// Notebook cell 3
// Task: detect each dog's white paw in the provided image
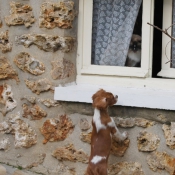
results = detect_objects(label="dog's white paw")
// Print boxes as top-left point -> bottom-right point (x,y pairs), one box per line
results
122,131 -> 128,140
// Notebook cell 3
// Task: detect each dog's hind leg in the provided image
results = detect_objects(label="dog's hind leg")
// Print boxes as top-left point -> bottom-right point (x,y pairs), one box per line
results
97,166 -> 107,175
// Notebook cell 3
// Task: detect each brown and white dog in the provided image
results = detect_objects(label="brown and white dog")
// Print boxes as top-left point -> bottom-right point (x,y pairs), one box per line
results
86,89 -> 128,175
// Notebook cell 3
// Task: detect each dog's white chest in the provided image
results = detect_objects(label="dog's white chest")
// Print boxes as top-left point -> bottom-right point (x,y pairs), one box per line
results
93,108 -> 106,133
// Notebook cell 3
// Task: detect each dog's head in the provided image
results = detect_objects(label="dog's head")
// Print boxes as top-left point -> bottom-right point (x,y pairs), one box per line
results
129,34 -> 141,53
92,89 -> 118,109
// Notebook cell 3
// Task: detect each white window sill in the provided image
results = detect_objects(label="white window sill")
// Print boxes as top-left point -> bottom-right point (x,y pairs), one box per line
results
54,83 -> 175,110
158,69 -> 175,78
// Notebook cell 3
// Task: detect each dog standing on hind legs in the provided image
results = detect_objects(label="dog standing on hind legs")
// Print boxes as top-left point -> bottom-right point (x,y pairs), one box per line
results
86,89 -> 128,175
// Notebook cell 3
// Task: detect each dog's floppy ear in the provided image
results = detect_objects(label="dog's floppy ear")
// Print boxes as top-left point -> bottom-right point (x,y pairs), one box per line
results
92,89 -> 106,101
92,89 -> 108,109
92,97 -> 107,109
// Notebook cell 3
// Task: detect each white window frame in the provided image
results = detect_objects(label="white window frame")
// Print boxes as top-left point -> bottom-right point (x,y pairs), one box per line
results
54,0 -> 175,111
157,0 -> 175,78
77,0 -> 154,79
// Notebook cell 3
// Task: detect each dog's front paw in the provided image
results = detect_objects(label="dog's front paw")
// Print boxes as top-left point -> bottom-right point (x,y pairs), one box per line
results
122,131 -> 128,140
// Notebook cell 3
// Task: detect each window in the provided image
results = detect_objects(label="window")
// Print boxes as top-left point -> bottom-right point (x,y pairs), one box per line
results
157,0 -> 175,78
76,0 -> 175,82
54,0 -> 175,110
77,0 -> 154,80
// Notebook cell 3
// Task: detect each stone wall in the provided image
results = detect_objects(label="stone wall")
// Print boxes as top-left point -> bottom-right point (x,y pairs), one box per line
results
0,1 -> 175,175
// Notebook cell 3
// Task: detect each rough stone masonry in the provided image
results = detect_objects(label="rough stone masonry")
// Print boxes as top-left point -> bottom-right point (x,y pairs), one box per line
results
0,0 -> 175,175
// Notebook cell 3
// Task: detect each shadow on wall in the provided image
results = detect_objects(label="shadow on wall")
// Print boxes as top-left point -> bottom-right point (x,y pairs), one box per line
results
61,101 -> 175,123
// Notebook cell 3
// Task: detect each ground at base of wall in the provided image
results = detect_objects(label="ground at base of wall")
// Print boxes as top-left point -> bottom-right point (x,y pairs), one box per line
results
0,163 -> 40,175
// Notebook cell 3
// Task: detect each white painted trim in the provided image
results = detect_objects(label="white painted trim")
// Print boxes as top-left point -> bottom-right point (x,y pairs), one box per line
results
76,75 -> 175,90
82,0 -> 93,67
141,0 -> 154,71
157,69 -> 175,78
54,84 -> 175,110
148,0 -> 154,77
158,0 -> 174,78
80,65 -> 148,78
77,0 -> 84,75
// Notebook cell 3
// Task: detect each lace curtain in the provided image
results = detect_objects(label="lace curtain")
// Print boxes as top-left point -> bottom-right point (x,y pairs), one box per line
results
91,0 -> 142,66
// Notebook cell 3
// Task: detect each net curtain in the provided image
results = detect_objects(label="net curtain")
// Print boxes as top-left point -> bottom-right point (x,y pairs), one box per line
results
91,0 -> 142,66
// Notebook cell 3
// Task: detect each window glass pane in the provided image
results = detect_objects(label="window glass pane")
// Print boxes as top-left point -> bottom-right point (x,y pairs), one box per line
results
91,0 -> 143,67
171,0 -> 175,68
